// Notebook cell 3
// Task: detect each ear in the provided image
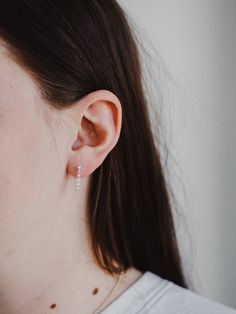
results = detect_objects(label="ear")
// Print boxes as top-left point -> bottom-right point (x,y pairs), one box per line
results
66,90 -> 122,178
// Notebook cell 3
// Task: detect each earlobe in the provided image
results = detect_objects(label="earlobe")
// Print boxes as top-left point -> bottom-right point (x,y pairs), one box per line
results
67,90 -> 122,178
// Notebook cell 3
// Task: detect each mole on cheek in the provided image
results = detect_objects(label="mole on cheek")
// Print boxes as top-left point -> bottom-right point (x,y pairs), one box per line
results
50,303 -> 57,309
92,287 -> 99,295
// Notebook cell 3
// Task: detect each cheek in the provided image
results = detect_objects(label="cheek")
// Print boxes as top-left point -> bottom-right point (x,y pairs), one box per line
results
0,103 -> 60,257
0,106 -> 54,215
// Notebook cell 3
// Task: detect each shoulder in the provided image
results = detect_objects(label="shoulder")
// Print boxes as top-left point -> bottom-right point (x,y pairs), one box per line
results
135,271 -> 236,314
101,271 -> 236,314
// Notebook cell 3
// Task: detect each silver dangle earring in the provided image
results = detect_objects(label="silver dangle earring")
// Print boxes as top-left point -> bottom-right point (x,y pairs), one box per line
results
75,165 -> 82,191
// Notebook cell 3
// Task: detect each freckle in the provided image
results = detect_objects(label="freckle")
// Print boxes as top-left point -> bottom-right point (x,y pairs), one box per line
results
4,248 -> 13,257
92,287 -> 99,295
50,303 -> 56,309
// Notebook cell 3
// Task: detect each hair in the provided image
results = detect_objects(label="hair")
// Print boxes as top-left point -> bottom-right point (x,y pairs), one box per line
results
0,0 -> 188,288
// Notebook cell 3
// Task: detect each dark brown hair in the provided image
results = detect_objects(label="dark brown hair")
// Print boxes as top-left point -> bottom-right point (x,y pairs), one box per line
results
0,0 -> 188,287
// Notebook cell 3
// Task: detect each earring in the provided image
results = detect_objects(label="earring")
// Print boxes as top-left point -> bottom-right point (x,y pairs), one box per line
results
75,165 -> 82,191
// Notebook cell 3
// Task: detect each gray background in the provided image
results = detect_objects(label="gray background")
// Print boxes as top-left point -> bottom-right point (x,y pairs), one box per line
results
119,0 -> 236,309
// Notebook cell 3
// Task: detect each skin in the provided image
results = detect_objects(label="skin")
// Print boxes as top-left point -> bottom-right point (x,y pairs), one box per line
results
0,43 -> 142,314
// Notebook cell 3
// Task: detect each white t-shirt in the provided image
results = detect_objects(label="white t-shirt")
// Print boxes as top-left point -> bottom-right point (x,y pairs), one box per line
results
100,271 -> 236,313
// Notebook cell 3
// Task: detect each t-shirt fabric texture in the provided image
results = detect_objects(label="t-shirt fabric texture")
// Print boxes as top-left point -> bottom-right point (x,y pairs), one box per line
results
100,271 -> 236,314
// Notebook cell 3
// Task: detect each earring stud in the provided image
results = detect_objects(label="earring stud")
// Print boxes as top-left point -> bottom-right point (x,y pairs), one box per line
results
75,165 -> 82,191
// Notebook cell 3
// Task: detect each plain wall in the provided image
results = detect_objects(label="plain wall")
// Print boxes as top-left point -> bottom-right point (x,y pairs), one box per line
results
119,0 -> 236,309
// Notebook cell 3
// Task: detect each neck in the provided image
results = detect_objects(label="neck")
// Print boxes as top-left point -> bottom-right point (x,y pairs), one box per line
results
0,174 -> 143,314
0,180 -> 124,314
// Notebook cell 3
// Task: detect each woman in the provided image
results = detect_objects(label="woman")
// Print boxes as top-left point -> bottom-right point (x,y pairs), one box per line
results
0,1 -> 235,313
